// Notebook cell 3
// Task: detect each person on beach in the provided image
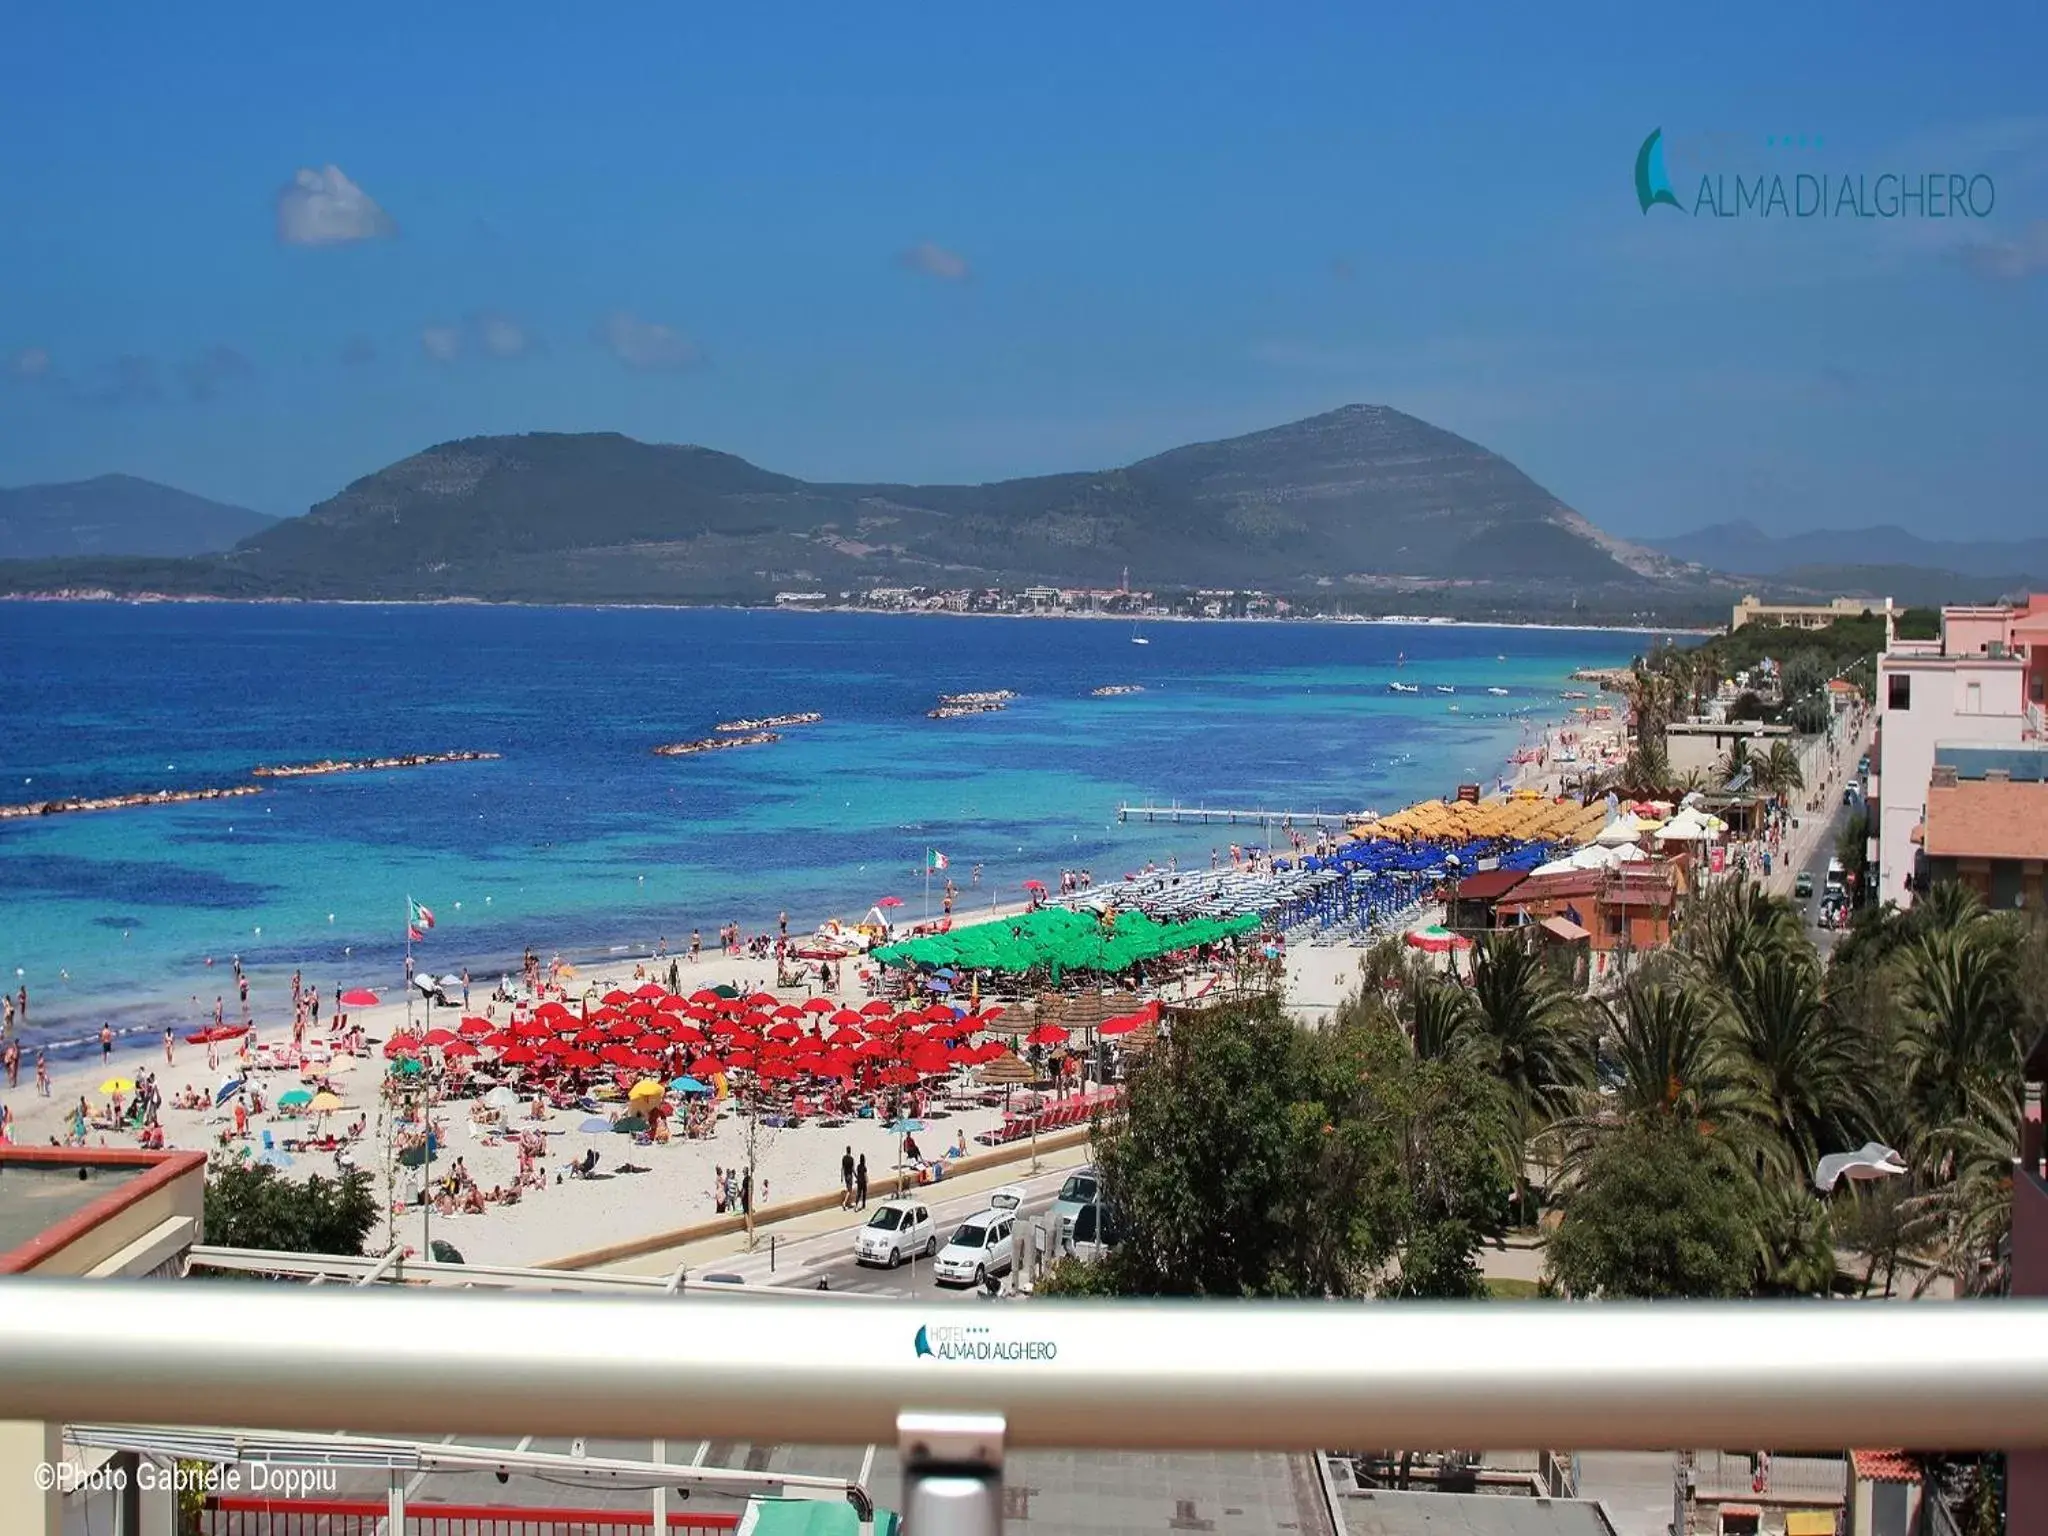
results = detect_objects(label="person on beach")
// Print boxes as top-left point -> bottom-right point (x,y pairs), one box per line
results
36,1050 -> 50,1096
3,1038 -> 17,1089
854,1154 -> 869,1209
99,1022 -> 114,1066
841,1145 -> 856,1209
3,994 -> 13,1038
16,984 -> 26,1024
690,930 -> 702,964
163,1028 -> 174,1065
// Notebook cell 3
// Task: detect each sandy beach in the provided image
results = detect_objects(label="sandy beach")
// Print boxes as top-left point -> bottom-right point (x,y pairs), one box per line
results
0,688 -> 1627,1270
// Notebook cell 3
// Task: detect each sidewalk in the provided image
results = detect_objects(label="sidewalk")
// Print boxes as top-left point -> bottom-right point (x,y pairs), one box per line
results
601,1136 -> 1095,1277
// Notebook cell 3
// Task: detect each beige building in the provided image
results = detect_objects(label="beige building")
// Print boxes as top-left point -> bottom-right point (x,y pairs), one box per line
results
1732,595 -> 1892,632
0,1146 -> 206,1536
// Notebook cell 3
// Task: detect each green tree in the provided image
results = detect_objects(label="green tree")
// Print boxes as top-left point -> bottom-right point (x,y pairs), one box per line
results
1544,1117 -> 1755,1298
1464,933 -> 1588,1129
1759,739 -> 1805,799
1726,951 -> 1865,1176
1750,1181 -> 1838,1296
1070,994 -> 1508,1298
203,1160 -> 379,1256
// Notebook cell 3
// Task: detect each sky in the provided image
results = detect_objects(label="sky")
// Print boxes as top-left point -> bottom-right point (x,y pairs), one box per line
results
2,2 -> 2045,542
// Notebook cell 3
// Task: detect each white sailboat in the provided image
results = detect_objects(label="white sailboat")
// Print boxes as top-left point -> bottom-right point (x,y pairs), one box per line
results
1130,621 -> 1149,645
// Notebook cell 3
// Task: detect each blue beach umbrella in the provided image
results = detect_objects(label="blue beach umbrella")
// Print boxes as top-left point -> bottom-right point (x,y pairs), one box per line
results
579,1116 -> 613,1133
887,1118 -> 925,1135
215,1077 -> 245,1107
258,1149 -> 294,1169
669,1076 -> 711,1096
927,978 -> 952,993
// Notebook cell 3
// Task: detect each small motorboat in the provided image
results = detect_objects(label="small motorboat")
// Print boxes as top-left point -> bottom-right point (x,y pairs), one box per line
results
1388,682 -> 1420,695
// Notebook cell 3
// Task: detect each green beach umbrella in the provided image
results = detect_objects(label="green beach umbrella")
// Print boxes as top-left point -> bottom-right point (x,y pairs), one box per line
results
277,1089 -> 314,1107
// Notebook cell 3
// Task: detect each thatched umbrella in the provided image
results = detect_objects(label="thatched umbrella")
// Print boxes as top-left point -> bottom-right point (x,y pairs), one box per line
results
978,1051 -> 1043,1170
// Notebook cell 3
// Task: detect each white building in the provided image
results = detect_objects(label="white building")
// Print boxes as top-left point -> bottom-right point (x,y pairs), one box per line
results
1872,621 -> 2029,907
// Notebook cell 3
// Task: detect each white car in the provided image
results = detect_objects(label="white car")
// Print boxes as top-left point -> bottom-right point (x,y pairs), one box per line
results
931,1207 -> 1016,1287
1048,1166 -> 1099,1241
854,1199 -> 935,1268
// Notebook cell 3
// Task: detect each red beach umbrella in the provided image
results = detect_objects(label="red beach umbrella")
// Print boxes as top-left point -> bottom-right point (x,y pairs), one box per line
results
602,990 -> 632,1005
655,994 -> 687,1013
563,1049 -> 602,1070
878,1064 -> 918,1086
625,1000 -> 656,1017
633,983 -> 665,999
757,1057 -> 798,1081
688,1055 -> 725,1076
746,991 -> 777,1008
741,1010 -> 772,1029
977,1005 -> 1006,1022
876,896 -> 904,909
482,1031 -> 515,1048
831,1008 -> 864,1028
859,1000 -> 894,1017
599,1044 -> 634,1065
921,1004 -> 956,1023
667,1023 -> 707,1046
826,1026 -> 862,1046
443,1040 -> 479,1059
512,1018 -> 550,1038
815,1055 -> 855,1080
801,997 -> 834,1014
632,1034 -> 667,1053
339,989 -> 380,1008
458,1017 -> 493,1036
626,1053 -> 661,1072
857,1038 -> 894,1059
766,1021 -> 802,1042
772,1004 -> 803,1020
499,1045 -> 537,1065
1026,1024 -> 1069,1046
724,1049 -> 756,1071
908,1044 -> 953,1075
424,1028 -> 458,1046
1100,1014 -> 1142,1037
384,1034 -> 422,1058
536,1001 -> 573,1021
689,989 -> 722,1006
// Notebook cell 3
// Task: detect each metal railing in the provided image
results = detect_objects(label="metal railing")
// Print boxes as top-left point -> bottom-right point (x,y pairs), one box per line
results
4,1280 -> 2047,1451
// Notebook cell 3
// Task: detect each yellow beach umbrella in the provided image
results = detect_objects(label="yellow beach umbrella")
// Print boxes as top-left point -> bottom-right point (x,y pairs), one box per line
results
100,1077 -> 136,1096
308,1091 -> 345,1114
627,1078 -> 666,1103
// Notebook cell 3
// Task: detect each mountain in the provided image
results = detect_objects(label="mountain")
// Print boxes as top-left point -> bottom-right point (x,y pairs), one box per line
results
1647,520 -> 2048,584
216,405 -> 1689,601
0,474 -> 277,560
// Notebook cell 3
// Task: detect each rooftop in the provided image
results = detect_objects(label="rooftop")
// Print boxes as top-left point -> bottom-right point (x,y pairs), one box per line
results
1335,1489 -> 1612,1536
1849,1450 -> 1921,1484
1922,779 -> 2048,863
0,1146 -> 204,1273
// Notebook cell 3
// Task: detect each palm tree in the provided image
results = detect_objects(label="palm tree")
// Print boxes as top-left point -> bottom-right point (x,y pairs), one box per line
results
1596,977 -> 1759,1136
1726,951 -> 1866,1176
1751,1181 -> 1839,1296
1463,933 -> 1589,1127
1899,927 -> 2022,1170
1720,734 -> 1752,786
1678,878 -> 1802,998
1406,977 -> 1474,1062
1760,739 -> 1805,801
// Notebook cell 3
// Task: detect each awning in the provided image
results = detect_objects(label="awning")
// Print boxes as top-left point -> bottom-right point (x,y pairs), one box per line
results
1539,915 -> 1590,942
1786,1513 -> 1838,1536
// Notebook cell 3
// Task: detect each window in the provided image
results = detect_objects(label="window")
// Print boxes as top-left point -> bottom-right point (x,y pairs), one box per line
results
1888,673 -> 1911,711
1965,680 -> 1982,714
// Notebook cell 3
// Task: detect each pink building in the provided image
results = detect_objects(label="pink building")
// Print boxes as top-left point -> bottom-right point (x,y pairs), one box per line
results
1870,600 -> 2042,907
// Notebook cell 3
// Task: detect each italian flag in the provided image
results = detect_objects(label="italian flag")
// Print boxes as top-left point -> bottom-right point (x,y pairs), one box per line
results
408,897 -> 436,932
927,849 -> 949,871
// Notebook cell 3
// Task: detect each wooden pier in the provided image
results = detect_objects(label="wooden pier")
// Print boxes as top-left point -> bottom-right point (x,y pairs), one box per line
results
1116,803 -> 1363,829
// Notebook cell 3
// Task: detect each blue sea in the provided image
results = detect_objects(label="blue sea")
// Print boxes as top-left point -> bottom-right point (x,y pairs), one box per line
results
0,603 -> 1648,1056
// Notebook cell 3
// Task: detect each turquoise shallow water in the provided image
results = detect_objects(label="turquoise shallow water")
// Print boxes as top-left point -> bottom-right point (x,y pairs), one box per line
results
0,604 -> 1648,1054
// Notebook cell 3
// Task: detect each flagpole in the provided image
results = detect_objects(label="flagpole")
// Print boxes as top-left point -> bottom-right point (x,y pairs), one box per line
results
404,895 -> 414,1030
923,851 -> 931,924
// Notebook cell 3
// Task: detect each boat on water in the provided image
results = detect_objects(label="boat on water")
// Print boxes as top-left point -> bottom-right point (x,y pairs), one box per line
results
1434,685 -> 1456,695
1561,690 -> 1590,700
1089,684 -> 1145,697
653,731 -> 780,757
1388,682 -> 1421,695
715,712 -> 821,733
1487,686 -> 1510,696
1130,620 -> 1149,645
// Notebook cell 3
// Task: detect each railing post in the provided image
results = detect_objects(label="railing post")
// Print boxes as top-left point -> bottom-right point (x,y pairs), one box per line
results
652,1437 -> 668,1532
386,1467 -> 405,1535
898,1411 -> 1002,1536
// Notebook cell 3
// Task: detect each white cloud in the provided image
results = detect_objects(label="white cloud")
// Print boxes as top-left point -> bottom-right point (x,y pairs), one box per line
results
1959,219 -> 2048,280
420,325 -> 462,363
596,311 -> 701,372
474,312 -> 535,359
181,344 -> 254,401
9,346 -> 52,380
276,165 -> 397,247
897,241 -> 972,282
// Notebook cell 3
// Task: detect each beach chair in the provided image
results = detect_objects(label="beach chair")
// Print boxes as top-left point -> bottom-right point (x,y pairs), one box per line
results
261,1129 -> 276,1152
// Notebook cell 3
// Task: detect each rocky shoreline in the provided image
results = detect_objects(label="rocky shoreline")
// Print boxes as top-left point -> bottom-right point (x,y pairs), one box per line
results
0,784 -> 264,820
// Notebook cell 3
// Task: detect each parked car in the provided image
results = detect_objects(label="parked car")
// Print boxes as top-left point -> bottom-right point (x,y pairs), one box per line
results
932,1208 -> 1016,1287
1843,784 -> 1860,806
1795,871 -> 1814,898
1049,1166 -> 1099,1240
987,1183 -> 1027,1216
854,1199 -> 936,1268
1060,1201 -> 1123,1263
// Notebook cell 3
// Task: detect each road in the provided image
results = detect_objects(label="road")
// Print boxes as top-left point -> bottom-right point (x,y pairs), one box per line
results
699,1163 -> 1083,1297
1787,793 -> 1856,953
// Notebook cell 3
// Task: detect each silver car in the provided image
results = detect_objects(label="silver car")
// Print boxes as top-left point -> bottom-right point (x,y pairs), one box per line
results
1048,1166 -> 1099,1242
